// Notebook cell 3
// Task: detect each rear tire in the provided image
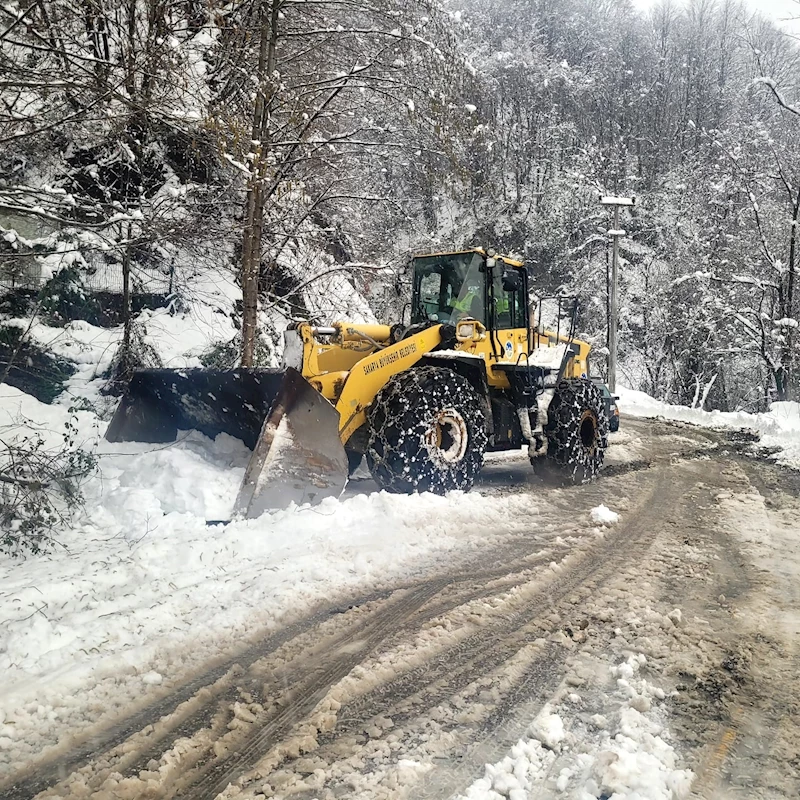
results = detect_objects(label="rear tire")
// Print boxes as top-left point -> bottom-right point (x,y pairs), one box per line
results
532,379 -> 608,484
366,366 -> 487,494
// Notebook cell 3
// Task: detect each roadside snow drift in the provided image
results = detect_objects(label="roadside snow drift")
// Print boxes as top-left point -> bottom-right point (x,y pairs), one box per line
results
618,387 -> 800,470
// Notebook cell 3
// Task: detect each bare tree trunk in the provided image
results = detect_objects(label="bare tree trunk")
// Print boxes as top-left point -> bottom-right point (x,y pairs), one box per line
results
241,186 -> 259,368
241,0 -> 280,367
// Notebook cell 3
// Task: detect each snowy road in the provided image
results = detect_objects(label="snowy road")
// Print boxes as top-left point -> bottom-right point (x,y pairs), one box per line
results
3,418 -> 800,799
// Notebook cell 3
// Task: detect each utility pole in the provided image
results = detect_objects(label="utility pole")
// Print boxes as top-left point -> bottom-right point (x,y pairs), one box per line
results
599,195 -> 635,393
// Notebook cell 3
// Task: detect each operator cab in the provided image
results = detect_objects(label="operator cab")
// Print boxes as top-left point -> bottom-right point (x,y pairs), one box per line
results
411,250 -> 527,330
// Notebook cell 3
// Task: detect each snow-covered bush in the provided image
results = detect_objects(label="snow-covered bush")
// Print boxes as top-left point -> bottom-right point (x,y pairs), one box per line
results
39,267 -> 100,327
0,324 -> 75,403
0,411 -> 97,556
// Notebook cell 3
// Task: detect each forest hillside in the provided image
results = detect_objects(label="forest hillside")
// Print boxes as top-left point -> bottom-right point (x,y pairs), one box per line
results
1,0 -> 799,414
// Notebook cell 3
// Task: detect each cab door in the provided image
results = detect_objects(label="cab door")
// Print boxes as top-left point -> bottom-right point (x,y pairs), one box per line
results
487,264 -> 529,365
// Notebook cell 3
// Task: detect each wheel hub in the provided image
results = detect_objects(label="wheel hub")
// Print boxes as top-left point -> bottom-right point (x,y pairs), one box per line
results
425,408 -> 469,465
579,409 -> 597,450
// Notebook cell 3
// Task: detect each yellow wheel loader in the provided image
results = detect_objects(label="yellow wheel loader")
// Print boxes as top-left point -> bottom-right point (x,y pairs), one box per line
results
106,249 -> 608,517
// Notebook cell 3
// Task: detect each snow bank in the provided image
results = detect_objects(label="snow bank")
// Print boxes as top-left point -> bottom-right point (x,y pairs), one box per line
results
1,486 -> 521,694
618,386 -> 800,470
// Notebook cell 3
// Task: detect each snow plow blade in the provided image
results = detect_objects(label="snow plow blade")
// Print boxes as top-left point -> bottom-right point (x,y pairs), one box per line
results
233,368 -> 348,517
106,367 -> 348,516
105,368 -> 289,449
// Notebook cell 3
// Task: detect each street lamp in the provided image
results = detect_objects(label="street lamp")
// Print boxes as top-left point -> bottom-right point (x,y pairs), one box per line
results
599,195 -> 635,393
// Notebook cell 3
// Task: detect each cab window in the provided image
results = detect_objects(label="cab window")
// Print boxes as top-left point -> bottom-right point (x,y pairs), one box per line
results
412,252 -> 485,325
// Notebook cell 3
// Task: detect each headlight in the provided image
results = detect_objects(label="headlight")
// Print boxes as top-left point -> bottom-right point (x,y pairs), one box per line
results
456,322 -> 475,340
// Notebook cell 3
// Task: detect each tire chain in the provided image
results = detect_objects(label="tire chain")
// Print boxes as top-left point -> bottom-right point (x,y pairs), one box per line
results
366,366 -> 488,494
534,378 -> 609,483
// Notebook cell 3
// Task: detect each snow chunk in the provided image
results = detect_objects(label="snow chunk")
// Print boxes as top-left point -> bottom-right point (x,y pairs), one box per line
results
590,505 -> 620,526
666,608 -> 683,626
529,711 -> 565,750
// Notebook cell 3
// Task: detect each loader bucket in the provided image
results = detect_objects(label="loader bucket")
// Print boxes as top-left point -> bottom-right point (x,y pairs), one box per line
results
233,368 -> 349,517
106,367 -> 349,516
105,368 -> 288,449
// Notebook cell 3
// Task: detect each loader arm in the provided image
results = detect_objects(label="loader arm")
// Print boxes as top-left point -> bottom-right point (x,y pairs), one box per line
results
334,324 -> 446,443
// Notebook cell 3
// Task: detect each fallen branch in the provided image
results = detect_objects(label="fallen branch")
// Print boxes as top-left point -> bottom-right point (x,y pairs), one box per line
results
0,473 -> 48,489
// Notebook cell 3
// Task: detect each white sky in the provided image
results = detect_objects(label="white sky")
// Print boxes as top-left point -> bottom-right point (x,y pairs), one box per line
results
630,0 -> 800,34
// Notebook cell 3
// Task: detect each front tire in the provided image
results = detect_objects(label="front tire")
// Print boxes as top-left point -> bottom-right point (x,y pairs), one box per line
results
366,366 -> 487,494
532,379 -> 608,484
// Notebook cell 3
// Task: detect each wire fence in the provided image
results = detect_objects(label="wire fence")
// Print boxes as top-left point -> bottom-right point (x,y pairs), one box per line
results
0,254 -> 177,334
0,259 -> 176,297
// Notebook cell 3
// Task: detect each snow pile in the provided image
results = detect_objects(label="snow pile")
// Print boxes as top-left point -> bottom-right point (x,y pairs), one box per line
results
2,487 -> 510,688
618,386 -> 800,470
590,504 -> 620,526
589,655 -> 693,799
457,654 -> 692,800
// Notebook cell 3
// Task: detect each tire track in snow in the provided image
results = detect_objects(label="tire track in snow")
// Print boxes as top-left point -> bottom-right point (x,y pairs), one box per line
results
325,472 -> 679,800
0,584 -> 398,800
160,579 -> 453,800
6,582 -> 447,800
106,533 -> 577,789
184,465 -> 677,800
311,455 -> 742,800
6,527 -> 578,800
156,540 -> 586,799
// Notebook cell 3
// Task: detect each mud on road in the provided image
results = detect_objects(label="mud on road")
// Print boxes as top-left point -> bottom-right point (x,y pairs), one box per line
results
3,417 -> 799,799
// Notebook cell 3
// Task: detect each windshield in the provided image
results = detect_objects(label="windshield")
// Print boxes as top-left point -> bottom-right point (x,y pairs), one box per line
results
411,251 -> 485,325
